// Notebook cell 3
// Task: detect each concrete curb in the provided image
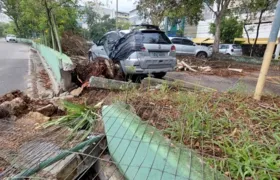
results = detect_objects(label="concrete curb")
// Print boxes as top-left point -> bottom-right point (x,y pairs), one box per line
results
31,47 -> 60,95
26,49 -> 35,98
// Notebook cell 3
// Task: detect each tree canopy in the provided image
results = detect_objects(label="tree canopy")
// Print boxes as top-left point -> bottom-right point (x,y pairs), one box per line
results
210,16 -> 243,43
136,0 -> 204,26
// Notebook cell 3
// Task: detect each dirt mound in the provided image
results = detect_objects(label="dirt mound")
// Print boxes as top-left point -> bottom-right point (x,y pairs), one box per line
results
61,31 -> 88,56
0,90 -> 30,104
0,91 -> 62,118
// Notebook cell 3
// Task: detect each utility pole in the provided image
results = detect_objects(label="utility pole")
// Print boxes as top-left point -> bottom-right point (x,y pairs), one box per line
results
116,0 -> 118,30
254,0 -> 280,100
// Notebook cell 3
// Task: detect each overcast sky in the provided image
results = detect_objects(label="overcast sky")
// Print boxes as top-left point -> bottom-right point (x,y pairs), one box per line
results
80,0 -> 137,12
106,0 -> 137,12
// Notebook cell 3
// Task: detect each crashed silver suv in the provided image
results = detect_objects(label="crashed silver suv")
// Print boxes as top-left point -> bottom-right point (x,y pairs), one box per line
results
89,24 -> 176,78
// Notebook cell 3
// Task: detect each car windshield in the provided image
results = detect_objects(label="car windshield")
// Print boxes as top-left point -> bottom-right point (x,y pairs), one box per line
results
233,45 -> 241,49
141,31 -> 171,44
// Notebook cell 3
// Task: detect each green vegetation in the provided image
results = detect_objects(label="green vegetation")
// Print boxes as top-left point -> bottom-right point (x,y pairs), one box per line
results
122,88 -> 280,179
210,16 -> 243,43
1,0 -> 80,50
0,22 -> 15,37
44,101 -> 102,141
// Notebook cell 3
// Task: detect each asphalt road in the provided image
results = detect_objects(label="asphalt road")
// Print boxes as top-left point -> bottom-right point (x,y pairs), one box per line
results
0,38 -> 29,95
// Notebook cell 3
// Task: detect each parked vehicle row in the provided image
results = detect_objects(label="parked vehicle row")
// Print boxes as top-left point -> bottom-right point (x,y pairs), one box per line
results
89,24 -> 243,78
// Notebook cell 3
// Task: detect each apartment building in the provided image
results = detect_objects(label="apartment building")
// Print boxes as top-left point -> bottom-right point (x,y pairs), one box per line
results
0,13 -> 11,23
196,3 -> 276,39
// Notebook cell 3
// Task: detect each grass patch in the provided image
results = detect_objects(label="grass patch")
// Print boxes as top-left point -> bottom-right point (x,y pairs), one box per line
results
123,89 -> 280,179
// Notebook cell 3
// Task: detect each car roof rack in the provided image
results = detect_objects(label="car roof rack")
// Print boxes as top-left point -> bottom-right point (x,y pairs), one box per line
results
131,24 -> 160,31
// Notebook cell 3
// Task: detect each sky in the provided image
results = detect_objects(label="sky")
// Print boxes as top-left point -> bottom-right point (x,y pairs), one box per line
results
80,0 -> 137,12
105,0 -> 137,12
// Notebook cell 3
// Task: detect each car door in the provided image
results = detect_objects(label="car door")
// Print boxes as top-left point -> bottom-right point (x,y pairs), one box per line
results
104,32 -> 120,56
181,39 -> 196,55
219,45 -> 226,54
91,36 -> 107,58
171,38 -> 183,54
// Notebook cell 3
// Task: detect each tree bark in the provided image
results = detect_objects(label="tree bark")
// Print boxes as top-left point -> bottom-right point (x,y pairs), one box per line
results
213,15 -> 222,54
44,0 -> 57,50
250,9 -> 266,56
244,25 -> 250,44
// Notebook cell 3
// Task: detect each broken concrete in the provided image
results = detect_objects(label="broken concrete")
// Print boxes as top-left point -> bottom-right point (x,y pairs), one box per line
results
36,104 -> 57,117
141,77 -> 216,92
89,76 -> 139,90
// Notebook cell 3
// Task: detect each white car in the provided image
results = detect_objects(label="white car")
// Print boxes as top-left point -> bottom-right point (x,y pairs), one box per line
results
169,37 -> 212,58
219,44 -> 242,56
6,34 -> 17,43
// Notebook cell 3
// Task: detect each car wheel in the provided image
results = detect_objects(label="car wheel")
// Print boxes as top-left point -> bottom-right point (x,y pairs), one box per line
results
153,72 -> 167,79
196,52 -> 207,58
226,53 -> 231,56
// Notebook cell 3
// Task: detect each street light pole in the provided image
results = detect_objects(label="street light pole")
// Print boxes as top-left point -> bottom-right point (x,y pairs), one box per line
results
254,0 -> 280,100
116,0 -> 118,30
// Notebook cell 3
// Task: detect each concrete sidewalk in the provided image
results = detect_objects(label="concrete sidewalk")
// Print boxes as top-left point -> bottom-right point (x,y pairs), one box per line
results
167,70 -> 280,95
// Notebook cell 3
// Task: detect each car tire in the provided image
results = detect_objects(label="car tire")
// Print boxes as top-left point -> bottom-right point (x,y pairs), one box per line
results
153,72 -> 167,79
196,52 -> 207,58
226,53 -> 231,56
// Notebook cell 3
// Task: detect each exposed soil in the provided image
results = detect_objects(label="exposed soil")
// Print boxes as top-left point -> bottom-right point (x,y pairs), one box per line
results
61,31 -> 89,56
38,69 -> 52,89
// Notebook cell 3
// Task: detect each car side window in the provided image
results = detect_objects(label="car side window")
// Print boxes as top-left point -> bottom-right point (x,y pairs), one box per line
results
220,45 -> 226,49
97,36 -> 106,46
171,38 -> 182,44
182,39 -> 194,46
107,33 -> 119,43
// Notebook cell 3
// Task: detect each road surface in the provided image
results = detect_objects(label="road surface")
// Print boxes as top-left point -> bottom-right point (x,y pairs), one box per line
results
0,38 -> 29,95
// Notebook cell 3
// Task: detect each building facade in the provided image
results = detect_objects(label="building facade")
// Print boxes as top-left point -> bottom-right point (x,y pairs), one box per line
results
196,3 -> 276,39
0,13 -> 11,23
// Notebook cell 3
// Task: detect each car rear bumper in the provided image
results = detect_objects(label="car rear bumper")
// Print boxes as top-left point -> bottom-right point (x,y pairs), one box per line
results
121,57 -> 176,75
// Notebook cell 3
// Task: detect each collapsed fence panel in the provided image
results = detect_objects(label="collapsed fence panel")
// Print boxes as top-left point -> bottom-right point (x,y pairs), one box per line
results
102,103 -> 228,180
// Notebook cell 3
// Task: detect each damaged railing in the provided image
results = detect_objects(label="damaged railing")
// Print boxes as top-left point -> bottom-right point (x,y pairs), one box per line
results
3,101 -> 228,180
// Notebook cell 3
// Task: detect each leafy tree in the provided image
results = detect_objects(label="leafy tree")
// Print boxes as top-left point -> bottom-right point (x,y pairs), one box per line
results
248,0 -> 277,56
84,3 -> 116,42
117,20 -> 131,30
136,0 -> 204,26
205,0 -> 234,54
1,0 -> 79,51
210,16 -> 243,43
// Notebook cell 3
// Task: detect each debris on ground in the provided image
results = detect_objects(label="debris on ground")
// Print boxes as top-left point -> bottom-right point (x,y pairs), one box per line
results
39,69 -> 52,89
176,56 -> 260,77
0,90 -> 60,118
61,31 -> 88,56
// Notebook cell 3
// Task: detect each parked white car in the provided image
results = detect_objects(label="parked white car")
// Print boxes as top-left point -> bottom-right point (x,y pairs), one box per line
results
6,34 -> 17,42
219,44 -> 242,56
169,37 -> 212,58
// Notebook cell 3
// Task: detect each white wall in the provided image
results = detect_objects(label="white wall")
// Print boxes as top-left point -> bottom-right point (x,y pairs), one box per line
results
0,13 -> 11,23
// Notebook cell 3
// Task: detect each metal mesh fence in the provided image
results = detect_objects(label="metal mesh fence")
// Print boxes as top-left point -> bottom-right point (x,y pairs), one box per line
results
0,88 -> 279,180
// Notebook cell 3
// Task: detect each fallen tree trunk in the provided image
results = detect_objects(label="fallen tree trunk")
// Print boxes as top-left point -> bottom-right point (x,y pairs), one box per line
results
228,68 -> 243,73
181,61 -> 197,72
89,76 -> 140,90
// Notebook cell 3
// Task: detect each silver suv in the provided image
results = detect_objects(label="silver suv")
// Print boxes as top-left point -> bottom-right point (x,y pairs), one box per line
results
89,25 -> 176,78
169,37 -> 212,58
